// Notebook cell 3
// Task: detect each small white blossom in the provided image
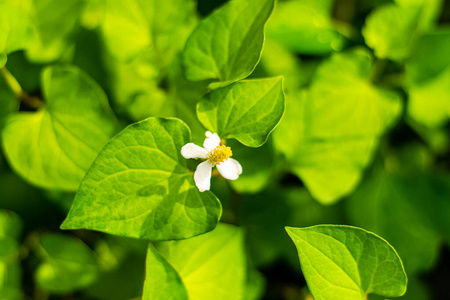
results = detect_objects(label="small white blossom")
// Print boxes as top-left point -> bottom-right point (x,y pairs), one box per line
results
181,131 -> 242,192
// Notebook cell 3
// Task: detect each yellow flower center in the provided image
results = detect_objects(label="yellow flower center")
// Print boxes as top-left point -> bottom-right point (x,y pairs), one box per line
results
208,145 -> 232,165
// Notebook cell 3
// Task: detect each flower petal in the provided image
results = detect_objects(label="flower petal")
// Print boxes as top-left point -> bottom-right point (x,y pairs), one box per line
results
181,143 -> 208,159
194,161 -> 213,192
203,131 -> 221,152
217,158 -> 242,180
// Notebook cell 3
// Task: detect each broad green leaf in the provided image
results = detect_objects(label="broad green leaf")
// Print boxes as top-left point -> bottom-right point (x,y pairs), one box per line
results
35,233 -> 99,293
144,224 -> 246,300
100,0 -> 196,64
144,244 -> 188,300
266,0 -> 345,55
274,48 -> 401,203
363,3 -> 420,61
2,65 -> 118,190
0,210 -> 22,239
197,77 -> 285,147
286,225 -> 407,300
0,2 -> 36,57
346,172 -> 450,274
407,65 -> 450,128
25,0 -> 85,62
395,0 -> 443,29
406,29 -> 450,85
61,117 -> 222,241
183,0 -> 275,88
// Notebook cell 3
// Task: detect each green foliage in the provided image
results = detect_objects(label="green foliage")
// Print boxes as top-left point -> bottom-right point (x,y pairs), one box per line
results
183,0 -> 274,88
197,77 -> 285,147
144,224 -> 246,300
34,233 -> 99,293
266,0 -> 345,54
286,225 -> 407,300
3,0 -> 450,298
275,48 -> 401,203
61,118 -> 222,241
2,65 -> 118,190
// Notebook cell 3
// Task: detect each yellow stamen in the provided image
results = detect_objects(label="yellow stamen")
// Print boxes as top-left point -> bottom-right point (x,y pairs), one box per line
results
208,145 -> 232,165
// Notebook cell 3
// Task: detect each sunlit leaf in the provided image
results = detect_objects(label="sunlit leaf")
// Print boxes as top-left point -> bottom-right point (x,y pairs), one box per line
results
26,0 -> 85,62
35,233 -> 99,293
363,3 -> 420,60
197,77 -> 285,147
144,224 -> 246,300
2,65 -> 118,190
286,225 -> 407,300
266,0 -> 345,55
274,48 -> 401,203
61,117 -> 222,241
0,2 -> 36,58
183,0 -> 274,89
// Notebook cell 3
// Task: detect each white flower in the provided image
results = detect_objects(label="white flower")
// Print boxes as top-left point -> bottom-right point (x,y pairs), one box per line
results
181,131 -> 242,192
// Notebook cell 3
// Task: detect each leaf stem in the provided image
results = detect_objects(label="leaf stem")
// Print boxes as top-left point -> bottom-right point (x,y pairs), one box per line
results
370,59 -> 387,84
1,67 -> 44,109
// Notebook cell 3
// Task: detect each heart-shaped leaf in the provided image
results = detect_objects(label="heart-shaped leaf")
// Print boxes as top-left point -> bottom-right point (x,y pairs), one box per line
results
286,225 -> 407,300
197,77 -> 285,147
183,0 -> 275,89
61,117 -> 222,241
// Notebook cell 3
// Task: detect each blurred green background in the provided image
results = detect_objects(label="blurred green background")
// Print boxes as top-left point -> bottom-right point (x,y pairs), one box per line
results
1,0 -> 450,299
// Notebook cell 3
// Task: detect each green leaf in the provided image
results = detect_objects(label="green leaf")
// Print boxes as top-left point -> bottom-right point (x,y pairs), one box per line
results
274,48 -> 402,203
0,210 -> 22,239
407,65 -> 450,128
61,117 -> 222,241
183,0 -> 275,88
25,0 -> 85,62
0,2 -> 36,56
266,0 -> 345,55
363,4 -> 419,60
286,225 -> 407,300
35,233 -> 99,293
2,65 -> 118,190
197,77 -> 285,147
406,29 -> 450,85
346,172 -> 450,274
144,224 -> 246,300
143,244 -> 188,300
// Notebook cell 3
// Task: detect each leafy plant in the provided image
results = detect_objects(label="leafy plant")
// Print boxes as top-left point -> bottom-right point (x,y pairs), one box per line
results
1,0 -> 450,299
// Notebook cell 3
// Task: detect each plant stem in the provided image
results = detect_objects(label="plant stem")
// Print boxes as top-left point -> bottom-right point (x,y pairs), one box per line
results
1,67 -> 44,108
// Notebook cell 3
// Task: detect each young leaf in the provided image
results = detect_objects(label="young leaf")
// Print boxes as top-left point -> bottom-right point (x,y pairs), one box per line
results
286,225 -> 407,300
35,233 -> 99,293
0,236 -> 22,296
143,224 -> 246,300
0,2 -> 36,59
183,0 -> 275,89
143,244 -> 188,300
61,117 -> 222,241
25,0 -> 85,62
0,210 -> 23,240
2,66 -> 118,190
197,77 -> 285,147
362,0 -> 442,61
266,0 -> 345,55
274,48 -> 401,203
100,0 -> 196,64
